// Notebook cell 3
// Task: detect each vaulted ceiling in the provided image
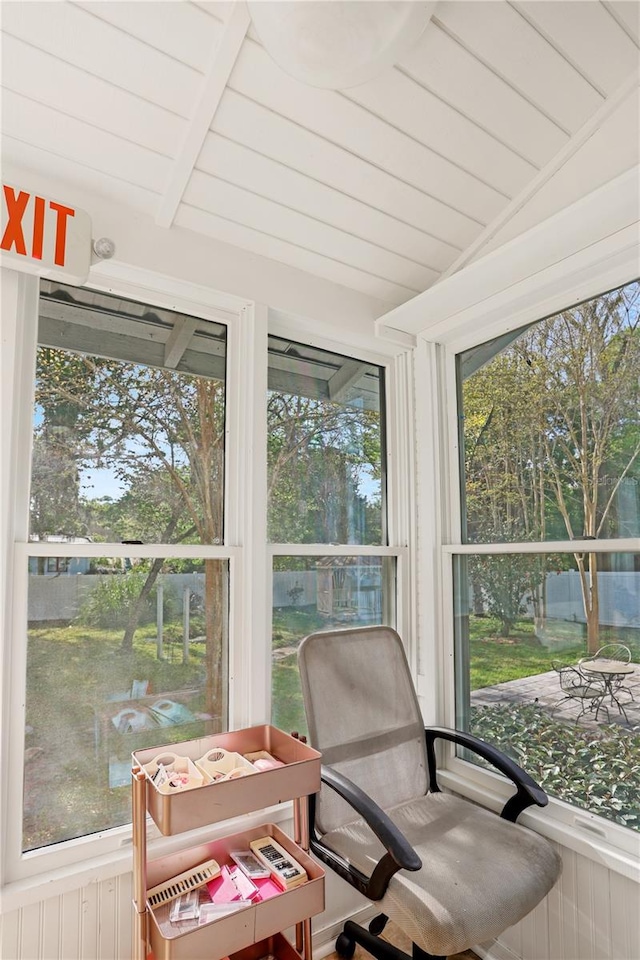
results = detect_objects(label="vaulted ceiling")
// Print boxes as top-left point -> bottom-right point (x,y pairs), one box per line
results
1,1 -> 638,313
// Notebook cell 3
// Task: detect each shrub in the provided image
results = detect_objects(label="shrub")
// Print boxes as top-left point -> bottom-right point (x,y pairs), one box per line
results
470,703 -> 640,830
78,571 -> 152,629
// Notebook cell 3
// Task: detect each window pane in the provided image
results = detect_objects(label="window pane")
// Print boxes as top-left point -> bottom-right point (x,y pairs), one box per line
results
271,556 -> 396,735
267,337 -> 386,545
453,552 -> 640,830
24,558 -> 228,851
31,280 -> 226,545
457,281 -> 640,544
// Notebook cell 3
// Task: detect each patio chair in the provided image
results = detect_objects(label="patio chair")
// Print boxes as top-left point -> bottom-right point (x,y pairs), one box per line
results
551,662 -> 608,721
579,644 -> 634,701
298,625 -> 561,960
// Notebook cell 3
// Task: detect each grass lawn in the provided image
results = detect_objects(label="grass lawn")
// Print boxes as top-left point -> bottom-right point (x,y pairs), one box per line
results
468,616 -> 582,689
272,607 -> 331,736
468,616 -> 639,690
24,621 -> 211,850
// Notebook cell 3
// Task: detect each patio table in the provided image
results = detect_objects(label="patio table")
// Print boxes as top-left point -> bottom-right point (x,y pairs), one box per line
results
579,658 -> 634,721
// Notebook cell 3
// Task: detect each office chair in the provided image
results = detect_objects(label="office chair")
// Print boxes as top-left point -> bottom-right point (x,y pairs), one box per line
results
298,625 -> 561,960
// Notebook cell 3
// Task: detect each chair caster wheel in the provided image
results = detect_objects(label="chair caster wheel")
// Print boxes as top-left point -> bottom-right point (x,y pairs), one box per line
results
336,933 -> 356,958
369,915 -> 388,936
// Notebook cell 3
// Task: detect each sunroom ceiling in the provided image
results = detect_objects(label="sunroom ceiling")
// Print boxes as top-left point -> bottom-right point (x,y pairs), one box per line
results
1,1 -> 639,312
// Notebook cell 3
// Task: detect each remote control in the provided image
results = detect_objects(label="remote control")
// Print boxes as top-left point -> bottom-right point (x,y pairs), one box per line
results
249,836 -> 307,890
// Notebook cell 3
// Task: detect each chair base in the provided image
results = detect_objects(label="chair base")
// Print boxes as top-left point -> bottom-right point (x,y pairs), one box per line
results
336,919 -> 446,960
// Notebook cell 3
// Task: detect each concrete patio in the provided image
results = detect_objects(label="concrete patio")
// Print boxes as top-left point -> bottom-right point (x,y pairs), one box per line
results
471,664 -> 640,731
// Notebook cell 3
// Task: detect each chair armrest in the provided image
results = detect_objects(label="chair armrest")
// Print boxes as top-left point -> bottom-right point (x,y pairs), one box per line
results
310,764 -> 421,900
424,726 -> 548,823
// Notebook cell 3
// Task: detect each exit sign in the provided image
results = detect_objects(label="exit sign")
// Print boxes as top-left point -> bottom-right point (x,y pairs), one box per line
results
0,183 -> 92,284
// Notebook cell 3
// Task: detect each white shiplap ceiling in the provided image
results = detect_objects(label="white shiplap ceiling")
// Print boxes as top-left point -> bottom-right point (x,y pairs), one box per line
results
1,0 -> 638,312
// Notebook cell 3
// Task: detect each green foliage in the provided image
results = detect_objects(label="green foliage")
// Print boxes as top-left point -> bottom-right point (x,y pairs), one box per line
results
469,555 -> 545,637
78,571 -> 154,629
267,391 -> 383,545
471,703 -> 640,830
461,280 -> 640,545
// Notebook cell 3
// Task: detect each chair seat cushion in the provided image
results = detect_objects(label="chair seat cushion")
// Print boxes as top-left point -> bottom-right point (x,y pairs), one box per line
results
320,791 -> 562,957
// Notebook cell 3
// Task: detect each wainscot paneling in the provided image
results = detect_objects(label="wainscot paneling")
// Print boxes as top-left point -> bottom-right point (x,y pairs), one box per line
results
1,842 -> 638,960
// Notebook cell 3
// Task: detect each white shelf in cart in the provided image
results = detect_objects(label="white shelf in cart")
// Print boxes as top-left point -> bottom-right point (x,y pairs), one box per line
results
131,725 -> 324,960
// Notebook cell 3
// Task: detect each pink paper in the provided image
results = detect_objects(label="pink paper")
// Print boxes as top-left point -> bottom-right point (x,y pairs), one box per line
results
207,867 -> 241,903
254,877 -> 284,900
230,866 -> 259,901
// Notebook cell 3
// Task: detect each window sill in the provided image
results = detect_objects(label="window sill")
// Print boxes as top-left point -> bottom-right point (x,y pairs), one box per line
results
1,801 -> 293,914
439,765 -> 640,884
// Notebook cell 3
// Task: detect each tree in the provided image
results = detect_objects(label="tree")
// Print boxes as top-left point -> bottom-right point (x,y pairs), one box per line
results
267,391 -> 382,545
469,554 -> 544,638
462,281 -> 640,652
30,348 -> 97,545
526,283 -> 640,652
33,350 -> 226,719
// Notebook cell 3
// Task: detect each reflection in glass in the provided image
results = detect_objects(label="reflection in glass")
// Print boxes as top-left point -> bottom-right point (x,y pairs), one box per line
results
457,281 -> 640,544
271,556 -> 396,735
453,552 -> 640,830
267,337 -> 385,545
31,280 -> 227,546
24,558 -> 228,851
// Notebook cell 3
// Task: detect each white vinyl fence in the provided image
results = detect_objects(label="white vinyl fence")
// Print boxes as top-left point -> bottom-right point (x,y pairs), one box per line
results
27,570 -> 640,627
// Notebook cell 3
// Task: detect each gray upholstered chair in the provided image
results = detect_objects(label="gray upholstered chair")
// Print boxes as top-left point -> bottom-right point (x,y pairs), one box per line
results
298,625 -> 561,960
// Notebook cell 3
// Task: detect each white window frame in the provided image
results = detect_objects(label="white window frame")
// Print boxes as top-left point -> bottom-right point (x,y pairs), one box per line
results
432,283 -> 640,879
1,268 -> 260,889
398,170 -> 640,878
0,265 -> 414,904
264,319 -> 417,677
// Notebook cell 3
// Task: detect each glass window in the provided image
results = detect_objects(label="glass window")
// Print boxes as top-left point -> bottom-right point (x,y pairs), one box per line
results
267,337 -> 386,545
32,281 -> 226,546
24,557 -> 228,851
458,281 -> 640,545
267,338 -> 395,733
453,279 -> 640,832
271,556 -> 396,737
453,551 -> 639,831
24,281 -> 229,851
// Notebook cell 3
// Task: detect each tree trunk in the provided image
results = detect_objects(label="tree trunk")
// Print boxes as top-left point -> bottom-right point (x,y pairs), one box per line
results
586,552 -> 600,654
120,517 -> 190,653
204,558 -> 223,727
121,557 -> 166,653
575,552 -> 601,654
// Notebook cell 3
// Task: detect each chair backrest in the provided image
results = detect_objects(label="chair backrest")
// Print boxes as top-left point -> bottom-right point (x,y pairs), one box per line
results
298,625 -> 428,835
593,643 -> 631,663
553,662 -> 587,694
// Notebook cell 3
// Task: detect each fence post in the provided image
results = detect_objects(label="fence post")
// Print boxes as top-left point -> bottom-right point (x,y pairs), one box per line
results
156,583 -> 163,660
183,586 -> 190,663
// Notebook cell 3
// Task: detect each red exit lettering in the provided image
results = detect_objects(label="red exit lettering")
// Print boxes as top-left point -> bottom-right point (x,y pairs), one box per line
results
1,185 -> 75,267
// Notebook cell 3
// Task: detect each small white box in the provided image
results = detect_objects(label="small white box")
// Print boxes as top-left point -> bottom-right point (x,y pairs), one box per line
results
145,753 -> 207,794
195,748 -> 256,782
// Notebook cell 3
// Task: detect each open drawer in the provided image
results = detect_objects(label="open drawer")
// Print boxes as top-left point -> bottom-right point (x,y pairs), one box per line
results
145,823 -> 325,960
133,725 -> 321,835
